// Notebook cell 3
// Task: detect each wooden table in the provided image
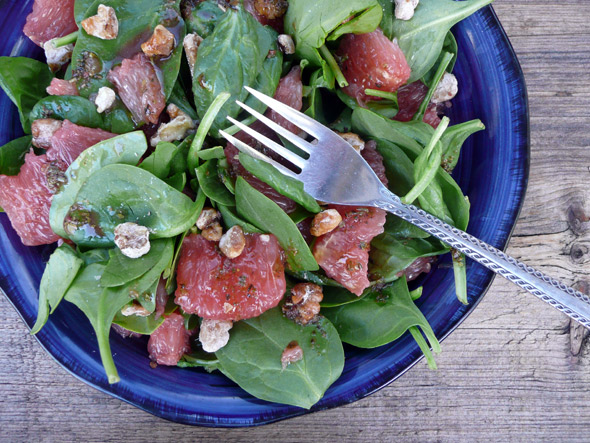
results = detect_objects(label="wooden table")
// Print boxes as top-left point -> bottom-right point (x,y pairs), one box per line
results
2,1 -> 589,441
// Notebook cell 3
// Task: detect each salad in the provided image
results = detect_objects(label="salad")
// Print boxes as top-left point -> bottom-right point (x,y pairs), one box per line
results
0,0 -> 492,409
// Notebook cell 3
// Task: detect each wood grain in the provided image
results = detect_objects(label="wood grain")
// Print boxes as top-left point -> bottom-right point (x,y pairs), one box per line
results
2,1 -> 590,441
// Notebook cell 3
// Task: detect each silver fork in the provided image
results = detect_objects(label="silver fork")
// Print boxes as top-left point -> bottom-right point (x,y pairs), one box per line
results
220,86 -> 590,328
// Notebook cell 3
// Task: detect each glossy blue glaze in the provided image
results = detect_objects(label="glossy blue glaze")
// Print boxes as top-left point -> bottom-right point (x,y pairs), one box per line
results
0,1 -> 529,427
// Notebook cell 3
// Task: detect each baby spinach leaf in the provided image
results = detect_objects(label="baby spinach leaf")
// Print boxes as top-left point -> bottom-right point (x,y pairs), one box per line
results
196,159 -> 236,206
178,349 -> 221,372
218,204 -> 263,234
139,141 -> 184,179
31,244 -> 84,334
215,307 -> 344,409
50,131 -> 148,238
192,6 -> 273,133
169,81 -> 199,121
184,0 -> 225,38
440,119 -> 485,172
30,95 -> 104,129
0,135 -> 33,176
391,0 -> 493,82
71,0 -> 185,98
422,32 -> 458,85
0,57 -> 53,133
235,177 -> 319,272
101,239 -> 170,287
285,0 -> 382,66
238,153 -> 321,213
102,106 -> 136,134
197,146 -> 225,161
113,310 -> 165,335
320,285 -> 369,308
322,278 -> 440,359
66,164 -> 201,247
165,172 -> 186,192
64,263 -> 133,383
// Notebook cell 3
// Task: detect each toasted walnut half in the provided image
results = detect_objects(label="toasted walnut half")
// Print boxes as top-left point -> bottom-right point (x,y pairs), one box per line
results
81,4 -> 119,40
282,283 -> 323,325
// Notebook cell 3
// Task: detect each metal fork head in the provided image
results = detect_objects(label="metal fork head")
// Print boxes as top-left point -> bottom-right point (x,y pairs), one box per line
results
219,88 -> 387,206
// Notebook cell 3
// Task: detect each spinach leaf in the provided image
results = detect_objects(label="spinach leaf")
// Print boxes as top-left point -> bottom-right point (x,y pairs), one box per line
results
192,6 -> 274,133
165,172 -> 187,192
66,164 -> 201,247
391,0 -> 493,82
0,57 -> 53,133
320,285 -> 368,308
285,0 -> 382,66
422,32 -> 458,85
322,278 -> 440,368
184,0 -> 225,38
101,238 -> 170,287
64,263 -> 133,383
30,95 -> 104,129
139,141 -> 184,179
235,177 -> 318,272
102,106 -> 136,134
215,307 -> 344,409
0,135 -> 33,176
196,159 -> 236,206
440,119 -> 485,172
218,204 -> 263,234
71,0 -> 185,98
50,131 -> 148,238
31,244 -> 84,334
178,349 -> 221,372
238,153 -> 321,213
113,310 -> 165,335
197,146 -> 225,161
169,80 -> 199,121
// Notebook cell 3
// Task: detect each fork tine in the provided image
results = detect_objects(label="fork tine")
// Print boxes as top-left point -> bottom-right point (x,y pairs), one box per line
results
244,86 -> 326,139
226,116 -> 307,169
219,130 -> 299,180
235,100 -> 314,155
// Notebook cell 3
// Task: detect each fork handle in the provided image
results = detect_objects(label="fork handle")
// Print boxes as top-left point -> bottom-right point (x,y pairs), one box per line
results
376,191 -> 590,328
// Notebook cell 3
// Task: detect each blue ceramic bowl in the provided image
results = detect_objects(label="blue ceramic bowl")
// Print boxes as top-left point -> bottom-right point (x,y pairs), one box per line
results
0,2 -> 529,427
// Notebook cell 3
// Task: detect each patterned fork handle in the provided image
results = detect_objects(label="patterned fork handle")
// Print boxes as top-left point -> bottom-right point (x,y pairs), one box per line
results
376,188 -> 590,328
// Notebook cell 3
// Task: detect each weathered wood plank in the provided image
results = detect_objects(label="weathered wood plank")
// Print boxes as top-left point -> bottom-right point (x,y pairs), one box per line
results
3,1 -> 590,441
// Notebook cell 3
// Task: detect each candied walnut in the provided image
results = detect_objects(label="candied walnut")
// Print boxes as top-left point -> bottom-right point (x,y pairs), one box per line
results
395,0 -> 419,21
43,40 -> 74,73
201,222 -> 223,242
183,33 -> 203,77
141,25 -> 176,57
253,0 -> 288,20
219,225 -> 246,259
431,72 -> 459,104
114,222 -> 151,258
94,86 -> 116,113
31,119 -> 63,149
282,283 -> 323,325
277,34 -> 295,55
337,132 -> 365,153
199,319 -> 233,353
281,340 -> 303,370
150,104 -> 195,147
310,209 -> 343,237
196,207 -> 221,230
81,4 -> 119,40
121,301 -> 151,317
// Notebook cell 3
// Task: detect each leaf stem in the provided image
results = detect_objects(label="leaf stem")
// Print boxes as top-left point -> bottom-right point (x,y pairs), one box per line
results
365,89 -> 398,104
402,116 -> 450,205
409,326 -> 437,370
188,92 -> 230,173
319,45 -> 348,88
224,115 -> 257,136
452,250 -> 468,305
53,31 -> 79,48
413,52 -> 454,122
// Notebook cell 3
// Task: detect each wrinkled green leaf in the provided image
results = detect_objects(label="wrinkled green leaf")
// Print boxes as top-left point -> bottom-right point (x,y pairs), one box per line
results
216,308 -> 344,409
30,95 -> 103,129
140,141 -> 183,179
196,159 -> 235,206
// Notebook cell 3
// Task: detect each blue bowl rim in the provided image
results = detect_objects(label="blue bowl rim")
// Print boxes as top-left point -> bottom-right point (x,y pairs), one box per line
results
0,3 -> 530,428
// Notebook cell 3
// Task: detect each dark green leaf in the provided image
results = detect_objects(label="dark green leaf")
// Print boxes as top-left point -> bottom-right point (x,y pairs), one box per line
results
169,80 -> 199,121
218,204 -> 263,234
50,132 -> 149,238
235,177 -> 318,272
139,141 -> 184,179
165,172 -> 187,192
239,153 -> 321,213
422,32 -> 458,85
178,350 -> 221,372
196,159 -> 235,206
391,0 -> 493,82
31,244 -> 83,334
0,135 -> 33,176
30,95 -> 104,129
113,310 -> 165,335
184,0 -> 225,38
66,164 -> 201,247
197,146 -> 225,161
215,308 -> 344,409
440,119 -> 485,172
0,57 -> 53,133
